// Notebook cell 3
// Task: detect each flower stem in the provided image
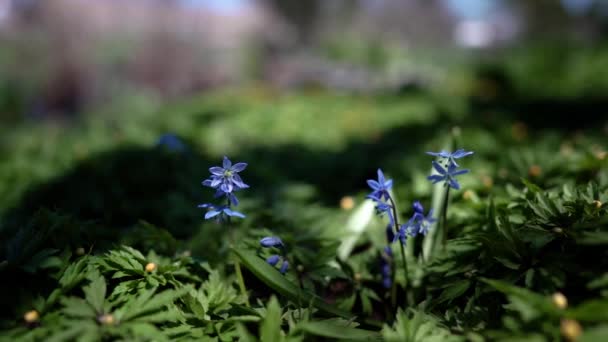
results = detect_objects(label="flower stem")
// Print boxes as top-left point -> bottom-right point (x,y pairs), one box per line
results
233,258 -> 250,307
226,203 -> 250,307
387,196 -> 409,306
440,185 -> 451,249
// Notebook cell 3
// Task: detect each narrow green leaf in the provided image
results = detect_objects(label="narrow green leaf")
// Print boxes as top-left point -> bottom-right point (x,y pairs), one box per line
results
233,248 -> 352,320
260,296 -> 283,342
298,320 -> 381,341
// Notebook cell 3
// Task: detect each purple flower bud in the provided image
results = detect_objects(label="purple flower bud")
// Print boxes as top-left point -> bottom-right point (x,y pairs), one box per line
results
412,201 -> 424,214
260,236 -> 283,248
279,260 -> 289,274
266,255 -> 280,266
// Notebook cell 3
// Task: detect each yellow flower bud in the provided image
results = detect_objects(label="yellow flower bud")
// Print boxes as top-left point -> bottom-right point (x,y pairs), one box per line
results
340,196 -> 355,210
145,262 -> 157,272
552,292 -> 568,309
561,319 -> 582,341
593,200 -> 602,209
528,165 -> 542,177
24,310 -> 39,323
98,314 -> 115,325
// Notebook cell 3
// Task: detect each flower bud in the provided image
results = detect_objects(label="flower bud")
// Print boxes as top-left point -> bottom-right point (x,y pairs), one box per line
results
593,200 -> 602,209
24,310 -> 39,323
561,319 -> 582,341
75,247 -> 85,256
145,262 -> 157,272
279,260 -> 289,274
340,196 -> 355,210
266,255 -> 280,266
260,236 -> 283,248
98,314 -> 115,325
552,292 -> 568,309
412,201 -> 424,214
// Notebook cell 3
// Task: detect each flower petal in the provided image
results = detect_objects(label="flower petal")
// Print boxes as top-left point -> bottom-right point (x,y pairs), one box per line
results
222,156 -> 232,169
231,162 -> 247,172
427,175 -> 444,183
452,150 -> 474,158
451,168 -> 470,176
209,167 -> 224,175
211,177 -> 222,188
449,178 -> 461,190
384,179 -> 393,189
232,174 -> 249,189
202,179 -> 213,187
204,210 -> 221,219
432,161 -> 446,174
223,208 -> 245,218
220,182 -> 233,193
377,169 -> 385,183
228,193 -> 239,206
367,179 -> 381,190
412,201 -> 424,214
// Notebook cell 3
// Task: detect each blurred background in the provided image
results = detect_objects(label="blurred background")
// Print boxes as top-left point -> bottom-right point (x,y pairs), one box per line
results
1,0 -> 608,121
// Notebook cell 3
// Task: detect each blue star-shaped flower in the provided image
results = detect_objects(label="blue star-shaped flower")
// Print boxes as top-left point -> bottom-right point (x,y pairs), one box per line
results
202,156 -> 249,193
409,202 -> 436,236
427,161 -> 469,190
198,203 -> 245,220
426,149 -> 474,167
366,169 -> 393,201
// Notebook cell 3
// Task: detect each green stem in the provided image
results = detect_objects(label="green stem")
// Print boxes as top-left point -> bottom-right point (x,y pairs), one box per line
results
226,201 -> 250,307
440,186 -> 451,249
234,258 -> 250,307
387,196 -> 409,306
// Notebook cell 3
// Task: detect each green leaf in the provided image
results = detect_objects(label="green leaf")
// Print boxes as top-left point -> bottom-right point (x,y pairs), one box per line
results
260,296 -> 284,342
579,324 -> 608,342
233,248 -> 353,320
298,320 -> 381,341
61,297 -> 96,318
436,280 -> 470,304
568,299 -> 608,322
481,278 -> 559,321
83,270 -> 106,313
521,178 -> 543,194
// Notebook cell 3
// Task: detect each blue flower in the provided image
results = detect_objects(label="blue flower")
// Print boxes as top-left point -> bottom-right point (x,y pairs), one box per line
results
198,203 -> 245,220
279,260 -> 289,274
202,156 -> 249,193
260,236 -> 284,248
394,223 -> 410,245
266,255 -> 280,266
412,201 -> 424,214
426,149 -> 474,167
385,224 -> 395,243
381,262 -> 391,288
409,202 -> 436,236
366,169 -> 393,201
427,161 -> 469,190
156,133 -> 186,152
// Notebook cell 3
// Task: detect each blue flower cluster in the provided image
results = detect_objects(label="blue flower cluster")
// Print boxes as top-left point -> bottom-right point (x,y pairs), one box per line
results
426,149 -> 473,190
366,169 -> 437,247
395,201 -> 436,244
199,156 -> 248,221
259,236 -> 289,274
